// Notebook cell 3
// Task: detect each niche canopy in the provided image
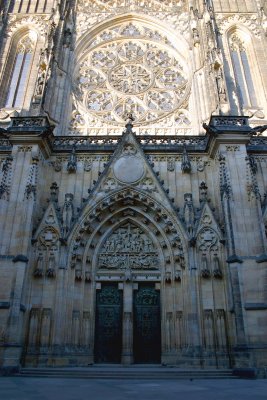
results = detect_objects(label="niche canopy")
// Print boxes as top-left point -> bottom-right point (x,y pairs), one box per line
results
74,20 -> 190,126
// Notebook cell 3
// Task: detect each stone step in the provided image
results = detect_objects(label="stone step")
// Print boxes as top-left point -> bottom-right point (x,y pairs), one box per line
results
17,367 -> 237,380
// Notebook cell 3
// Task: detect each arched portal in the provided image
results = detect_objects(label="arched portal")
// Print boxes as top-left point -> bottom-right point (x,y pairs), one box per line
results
69,187 -> 188,364
94,219 -> 163,363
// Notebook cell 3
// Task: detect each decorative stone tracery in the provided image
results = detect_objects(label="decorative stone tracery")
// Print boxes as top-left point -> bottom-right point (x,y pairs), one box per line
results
78,0 -> 187,13
74,20 -> 190,126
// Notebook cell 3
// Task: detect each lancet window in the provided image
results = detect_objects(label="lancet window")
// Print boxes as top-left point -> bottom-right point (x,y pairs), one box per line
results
5,34 -> 35,108
229,32 -> 257,110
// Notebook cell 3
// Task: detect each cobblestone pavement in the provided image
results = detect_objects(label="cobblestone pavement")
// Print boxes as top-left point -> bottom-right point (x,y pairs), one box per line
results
0,378 -> 267,400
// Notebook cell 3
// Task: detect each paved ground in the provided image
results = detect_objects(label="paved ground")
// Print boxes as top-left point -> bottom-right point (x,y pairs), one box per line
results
0,378 -> 266,400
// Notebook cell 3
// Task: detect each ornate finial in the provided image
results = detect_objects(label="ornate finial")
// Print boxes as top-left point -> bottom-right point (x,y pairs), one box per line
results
124,113 -> 134,133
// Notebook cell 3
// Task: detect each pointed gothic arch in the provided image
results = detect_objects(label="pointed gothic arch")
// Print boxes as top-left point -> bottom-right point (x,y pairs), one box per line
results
68,186 -> 188,281
0,21 -> 46,111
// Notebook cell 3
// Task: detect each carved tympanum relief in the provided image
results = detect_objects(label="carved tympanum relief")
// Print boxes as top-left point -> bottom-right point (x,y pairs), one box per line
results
74,21 -> 190,126
98,222 -> 159,270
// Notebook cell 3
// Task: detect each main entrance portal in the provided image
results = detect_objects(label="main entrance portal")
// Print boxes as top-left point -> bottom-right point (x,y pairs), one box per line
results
133,284 -> 161,363
94,284 -> 123,363
94,283 -> 161,364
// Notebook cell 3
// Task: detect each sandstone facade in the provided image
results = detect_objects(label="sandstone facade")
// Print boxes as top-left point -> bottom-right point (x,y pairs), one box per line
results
0,0 -> 267,372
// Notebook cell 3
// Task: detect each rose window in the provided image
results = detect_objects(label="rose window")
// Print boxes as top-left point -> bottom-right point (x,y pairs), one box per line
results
74,24 -> 190,125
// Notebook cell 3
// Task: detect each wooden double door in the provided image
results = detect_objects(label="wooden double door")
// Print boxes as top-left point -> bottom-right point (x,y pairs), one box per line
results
94,283 -> 161,363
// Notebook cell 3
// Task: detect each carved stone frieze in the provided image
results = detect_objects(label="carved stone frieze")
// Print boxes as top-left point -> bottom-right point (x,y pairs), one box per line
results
54,134 -> 208,151
12,117 -> 48,128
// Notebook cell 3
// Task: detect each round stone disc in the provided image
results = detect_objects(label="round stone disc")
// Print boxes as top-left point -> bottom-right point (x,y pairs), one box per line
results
113,155 -> 144,183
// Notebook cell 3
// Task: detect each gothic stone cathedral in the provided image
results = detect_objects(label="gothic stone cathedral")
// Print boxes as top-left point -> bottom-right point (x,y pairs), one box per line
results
0,0 -> 267,373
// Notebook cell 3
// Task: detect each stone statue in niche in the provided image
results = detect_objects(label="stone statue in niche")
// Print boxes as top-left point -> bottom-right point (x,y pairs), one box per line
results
63,28 -> 72,47
52,158 -> 62,172
167,157 -> 175,172
33,254 -> 44,277
98,222 -> 159,270
36,69 -> 46,96
67,147 -> 77,173
62,193 -> 74,237
216,68 -> 227,103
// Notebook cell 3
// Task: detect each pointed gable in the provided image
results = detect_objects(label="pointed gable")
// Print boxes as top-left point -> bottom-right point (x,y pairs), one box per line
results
85,119 -> 177,216
195,201 -> 223,242
33,202 -> 61,241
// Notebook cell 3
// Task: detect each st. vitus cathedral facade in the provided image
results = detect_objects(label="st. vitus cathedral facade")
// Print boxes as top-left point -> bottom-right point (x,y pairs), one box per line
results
0,0 -> 267,373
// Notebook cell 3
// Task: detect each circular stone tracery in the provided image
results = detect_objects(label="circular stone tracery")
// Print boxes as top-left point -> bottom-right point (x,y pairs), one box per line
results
109,64 -> 152,95
75,24 -> 190,125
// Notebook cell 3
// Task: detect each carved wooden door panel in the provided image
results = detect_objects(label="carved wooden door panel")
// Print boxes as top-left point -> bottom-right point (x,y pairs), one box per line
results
133,284 -> 161,363
94,284 -> 122,363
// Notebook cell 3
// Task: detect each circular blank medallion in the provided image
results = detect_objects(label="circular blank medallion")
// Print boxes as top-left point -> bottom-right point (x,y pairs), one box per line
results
113,155 -> 144,183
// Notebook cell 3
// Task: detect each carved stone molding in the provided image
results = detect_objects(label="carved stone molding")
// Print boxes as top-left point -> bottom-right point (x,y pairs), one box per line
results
76,2 -> 189,38
69,187 -> 186,273
217,14 -> 261,38
7,14 -> 50,36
